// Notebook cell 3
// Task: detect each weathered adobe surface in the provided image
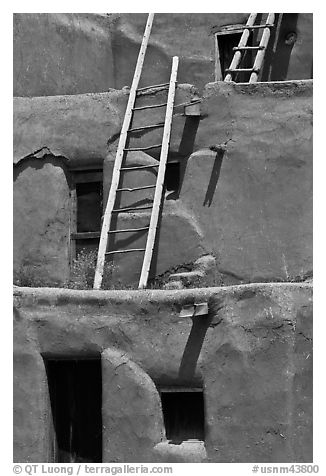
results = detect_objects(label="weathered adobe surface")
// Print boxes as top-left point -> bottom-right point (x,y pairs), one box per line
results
178,80 -> 313,284
13,13 -> 313,97
13,90 -> 129,168
104,80 -> 313,285
13,282 -> 312,463
13,155 -> 71,287
13,80 -> 312,286
13,85 -> 197,168
13,13 -> 115,97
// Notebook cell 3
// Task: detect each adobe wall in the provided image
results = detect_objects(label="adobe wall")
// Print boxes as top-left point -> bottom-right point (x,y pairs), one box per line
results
13,282 -> 312,463
13,14 -> 115,97
179,80 -> 313,284
103,80 -> 312,285
13,13 -> 313,97
13,155 -> 71,286
13,80 -> 312,286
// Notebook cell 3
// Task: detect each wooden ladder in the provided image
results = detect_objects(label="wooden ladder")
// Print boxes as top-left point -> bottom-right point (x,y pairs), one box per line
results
224,13 -> 275,83
93,13 -> 179,290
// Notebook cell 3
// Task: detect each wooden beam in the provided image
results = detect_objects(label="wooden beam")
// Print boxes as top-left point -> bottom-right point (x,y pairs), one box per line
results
214,35 -> 223,81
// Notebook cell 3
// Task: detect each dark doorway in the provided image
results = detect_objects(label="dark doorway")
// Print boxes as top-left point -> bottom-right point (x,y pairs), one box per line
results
76,181 -> 102,233
160,389 -> 205,443
217,32 -> 253,82
165,162 -> 180,194
45,358 -> 102,463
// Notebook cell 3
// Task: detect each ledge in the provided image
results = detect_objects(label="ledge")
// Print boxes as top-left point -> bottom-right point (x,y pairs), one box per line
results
13,281 -> 312,307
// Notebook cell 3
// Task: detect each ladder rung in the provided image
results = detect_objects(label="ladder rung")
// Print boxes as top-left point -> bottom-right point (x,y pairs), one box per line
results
121,164 -> 159,171
133,102 -> 168,111
233,46 -> 265,51
174,99 -> 202,108
124,144 -> 162,152
112,205 -> 153,213
106,248 -> 145,255
136,82 -> 170,92
116,185 -> 156,192
238,23 -> 274,30
128,122 -> 165,133
225,68 -> 258,73
108,226 -> 149,234
71,231 -> 100,240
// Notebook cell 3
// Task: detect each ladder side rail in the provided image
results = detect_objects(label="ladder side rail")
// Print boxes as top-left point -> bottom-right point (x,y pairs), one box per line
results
249,13 -> 275,83
93,13 -> 155,290
224,13 -> 258,82
138,56 -> 179,289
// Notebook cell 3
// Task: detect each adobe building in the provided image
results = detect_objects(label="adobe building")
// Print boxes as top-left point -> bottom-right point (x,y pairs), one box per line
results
13,13 -> 313,463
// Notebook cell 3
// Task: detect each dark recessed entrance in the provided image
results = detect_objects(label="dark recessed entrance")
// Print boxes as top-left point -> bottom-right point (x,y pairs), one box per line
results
45,358 -> 102,463
165,162 -> 180,193
159,388 -> 205,443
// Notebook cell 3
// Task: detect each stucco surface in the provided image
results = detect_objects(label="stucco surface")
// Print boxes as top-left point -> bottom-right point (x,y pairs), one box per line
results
105,201 -> 208,286
178,80 -> 313,283
13,13 -> 313,97
13,85 -> 197,168
13,300 -> 53,462
13,91 -> 128,168
103,80 -> 313,285
102,349 -> 165,462
13,13 -> 115,97
13,157 -> 71,286
13,282 -> 312,463
13,80 -> 312,285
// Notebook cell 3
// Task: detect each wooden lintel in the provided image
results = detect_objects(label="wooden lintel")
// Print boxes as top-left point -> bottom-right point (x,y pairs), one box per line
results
184,102 -> 201,116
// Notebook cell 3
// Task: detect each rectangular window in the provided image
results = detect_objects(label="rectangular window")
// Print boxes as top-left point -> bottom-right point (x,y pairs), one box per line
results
45,358 -> 102,463
213,24 -> 254,82
70,169 -> 103,262
159,387 -> 205,442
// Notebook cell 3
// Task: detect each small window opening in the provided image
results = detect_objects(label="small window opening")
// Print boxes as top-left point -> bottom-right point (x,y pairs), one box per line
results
70,169 -> 103,262
159,388 -> 205,442
165,162 -> 180,194
217,32 -> 253,81
213,25 -> 254,82
76,181 -> 102,233
45,358 -> 102,463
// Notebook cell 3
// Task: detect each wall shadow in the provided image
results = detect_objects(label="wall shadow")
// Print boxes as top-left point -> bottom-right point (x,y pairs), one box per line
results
176,116 -> 201,197
269,13 -> 299,81
203,150 -> 225,207
178,314 -> 212,384
260,13 -> 280,82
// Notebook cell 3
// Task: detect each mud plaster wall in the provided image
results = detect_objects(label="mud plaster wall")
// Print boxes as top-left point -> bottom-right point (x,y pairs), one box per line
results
13,283 -> 312,463
178,80 -> 313,284
13,80 -> 312,286
103,80 -> 312,285
13,156 -> 71,286
13,14 -> 115,97
13,13 -> 313,97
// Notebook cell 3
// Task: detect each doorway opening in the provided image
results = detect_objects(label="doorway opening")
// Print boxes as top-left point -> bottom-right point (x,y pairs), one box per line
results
45,357 -> 102,462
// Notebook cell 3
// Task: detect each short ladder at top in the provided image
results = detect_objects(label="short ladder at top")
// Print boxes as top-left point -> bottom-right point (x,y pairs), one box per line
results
224,13 -> 275,83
